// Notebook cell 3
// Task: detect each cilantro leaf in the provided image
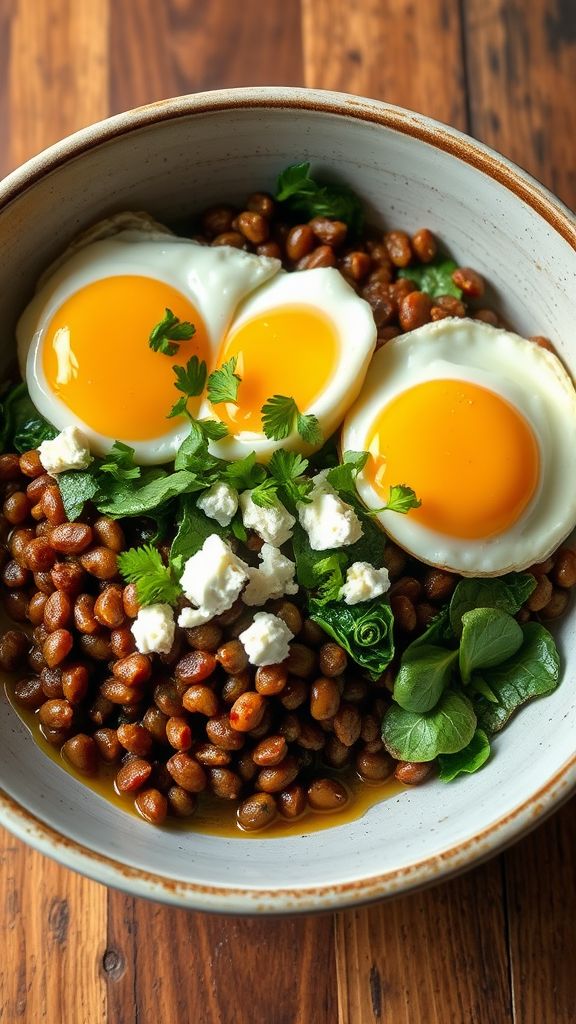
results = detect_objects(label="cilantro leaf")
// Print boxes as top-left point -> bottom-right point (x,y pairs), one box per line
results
314,552 -> 348,604
197,419 -> 228,441
268,449 -> 313,507
173,356 -> 207,398
207,356 -> 242,404
276,161 -> 364,235
167,396 -> 189,420
250,478 -> 281,508
99,441 -> 141,481
398,257 -> 463,300
118,543 -> 181,606
223,452 -> 266,491
261,394 -> 323,445
327,450 -> 369,494
385,484 -> 421,514
149,308 -> 196,357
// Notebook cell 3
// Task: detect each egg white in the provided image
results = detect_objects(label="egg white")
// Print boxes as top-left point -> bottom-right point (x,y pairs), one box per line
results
201,267 -> 377,461
342,318 -> 576,576
17,231 -> 280,463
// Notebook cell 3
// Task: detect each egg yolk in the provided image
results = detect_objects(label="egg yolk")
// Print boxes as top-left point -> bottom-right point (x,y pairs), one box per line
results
213,305 -> 339,434
42,276 -> 210,440
364,378 -> 540,540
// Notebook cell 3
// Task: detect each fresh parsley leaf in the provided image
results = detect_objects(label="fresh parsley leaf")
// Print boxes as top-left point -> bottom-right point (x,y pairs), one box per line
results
96,469 -> 198,517
117,543 -> 181,606
173,356 -> 207,398
223,452 -> 266,491
398,257 -> 462,300
276,161 -> 364,235
99,441 -> 141,481
168,396 -> 189,419
268,449 -> 313,507
261,394 -> 323,445
327,451 -> 369,494
384,484 -> 421,515
314,553 -> 348,604
197,419 -> 229,441
250,478 -> 281,508
207,356 -> 242,404
149,308 -> 196,357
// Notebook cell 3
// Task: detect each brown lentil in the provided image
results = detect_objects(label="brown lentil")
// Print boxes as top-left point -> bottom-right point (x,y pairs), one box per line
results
62,734 -> 98,774
310,677 -> 341,720
135,788 -> 168,825
79,547 -> 118,580
166,752 -> 207,793
237,792 -> 277,831
307,778 -> 348,811
394,760 -> 434,785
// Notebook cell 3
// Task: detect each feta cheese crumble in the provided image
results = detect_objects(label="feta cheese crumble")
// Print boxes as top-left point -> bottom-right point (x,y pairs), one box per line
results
177,534 -> 249,628
340,561 -> 391,605
242,543 -> 299,606
298,473 -> 363,551
197,481 -> 238,528
131,603 -> 175,655
38,426 -> 92,475
239,489 -> 295,546
239,611 -> 294,666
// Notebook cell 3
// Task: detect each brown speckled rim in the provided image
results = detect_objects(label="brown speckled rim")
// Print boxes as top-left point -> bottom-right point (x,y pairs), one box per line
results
0,87 -> 575,914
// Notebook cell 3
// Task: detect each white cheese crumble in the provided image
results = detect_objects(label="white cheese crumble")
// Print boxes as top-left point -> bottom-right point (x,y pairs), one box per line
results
177,534 -> 249,628
197,481 -> 238,527
298,472 -> 363,551
239,490 -> 295,546
239,611 -> 294,666
340,561 -> 390,605
131,603 -> 175,654
38,426 -> 92,476
242,543 -> 299,606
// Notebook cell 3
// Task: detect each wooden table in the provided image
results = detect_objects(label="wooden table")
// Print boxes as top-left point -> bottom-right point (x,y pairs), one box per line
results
0,2 -> 575,1021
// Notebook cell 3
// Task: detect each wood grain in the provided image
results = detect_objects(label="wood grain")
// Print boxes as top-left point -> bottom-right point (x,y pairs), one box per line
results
301,0 -> 468,129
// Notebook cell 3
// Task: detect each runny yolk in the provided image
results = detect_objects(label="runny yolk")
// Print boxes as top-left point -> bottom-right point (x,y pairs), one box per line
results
214,305 -> 339,434
364,378 -> 540,540
42,276 -> 210,440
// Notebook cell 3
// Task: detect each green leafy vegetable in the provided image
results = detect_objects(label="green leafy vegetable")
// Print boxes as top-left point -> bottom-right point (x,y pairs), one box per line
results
207,356 -> 241,404
99,441 -> 141,482
459,607 -> 524,684
170,495 -> 226,575
398,257 -> 462,299
393,645 -> 458,713
437,728 -> 491,782
0,382 -> 57,453
261,394 -> 323,446
118,543 -> 181,606
195,419 -> 229,441
276,162 -> 364,235
326,450 -> 369,494
309,595 -> 395,680
149,308 -> 195,357
97,469 -> 197,517
250,477 -> 282,509
169,356 -> 207,416
267,449 -> 312,509
57,469 -> 100,520
223,452 -> 266,492
379,484 -> 421,515
383,691 -> 477,762
474,622 -> 560,733
313,553 -> 348,604
449,573 -> 536,635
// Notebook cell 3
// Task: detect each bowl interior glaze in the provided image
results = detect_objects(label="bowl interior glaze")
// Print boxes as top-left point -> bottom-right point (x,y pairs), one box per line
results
1,88 -> 575,913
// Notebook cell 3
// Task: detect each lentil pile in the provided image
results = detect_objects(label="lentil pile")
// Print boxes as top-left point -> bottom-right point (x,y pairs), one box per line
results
0,189 -> 574,832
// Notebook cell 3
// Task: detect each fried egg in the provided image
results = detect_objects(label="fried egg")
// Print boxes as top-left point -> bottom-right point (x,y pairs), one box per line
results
341,318 -> 576,576
199,267 -> 377,460
17,231 -> 280,463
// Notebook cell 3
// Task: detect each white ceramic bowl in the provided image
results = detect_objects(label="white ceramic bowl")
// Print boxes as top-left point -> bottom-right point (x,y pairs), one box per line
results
1,87 -> 575,913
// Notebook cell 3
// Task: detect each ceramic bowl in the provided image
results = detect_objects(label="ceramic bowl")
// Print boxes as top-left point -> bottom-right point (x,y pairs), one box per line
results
1,87 -> 575,913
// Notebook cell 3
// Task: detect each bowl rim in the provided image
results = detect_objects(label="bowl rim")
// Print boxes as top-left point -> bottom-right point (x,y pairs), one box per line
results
1,85 -> 575,914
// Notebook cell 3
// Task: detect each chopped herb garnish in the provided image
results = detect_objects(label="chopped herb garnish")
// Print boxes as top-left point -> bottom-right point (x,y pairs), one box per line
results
276,161 -> 364,235
261,394 -> 323,445
383,484 -> 422,515
117,543 -> 181,606
149,308 -> 196,357
207,356 -> 242,404
99,441 -> 141,482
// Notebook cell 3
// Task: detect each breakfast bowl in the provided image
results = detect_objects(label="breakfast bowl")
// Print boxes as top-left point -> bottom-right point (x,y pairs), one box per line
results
1,86 -> 575,913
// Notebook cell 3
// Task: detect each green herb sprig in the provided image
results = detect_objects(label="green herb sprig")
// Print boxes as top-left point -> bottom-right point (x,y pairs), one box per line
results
149,308 -> 196,357
118,543 -> 181,606
261,394 -> 323,445
207,356 -> 242,404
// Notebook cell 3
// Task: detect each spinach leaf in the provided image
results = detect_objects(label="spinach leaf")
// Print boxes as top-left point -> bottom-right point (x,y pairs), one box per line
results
398,257 -> 462,299
0,382 -> 57,453
459,607 -> 524,683
96,469 -> 197,517
408,607 -> 454,650
449,573 -> 536,635
170,495 -> 226,576
394,645 -> 458,713
276,162 -> 364,235
309,596 -> 394,680
58,468 -> 100,520
382,691 -> 477,762
474,622 -> 560,733
438,728 -> 491,782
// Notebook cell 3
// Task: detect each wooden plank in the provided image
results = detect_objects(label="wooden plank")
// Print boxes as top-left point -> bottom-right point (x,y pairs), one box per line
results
6,0 -> 109,171
109,0 -> 304,114
106,891 -> 338,1024
334,861 -> 512,1024
504,802 -> 576,1024
0,828 -> 108,1023
464,0 -> 576,206
301,0 -> 468,129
